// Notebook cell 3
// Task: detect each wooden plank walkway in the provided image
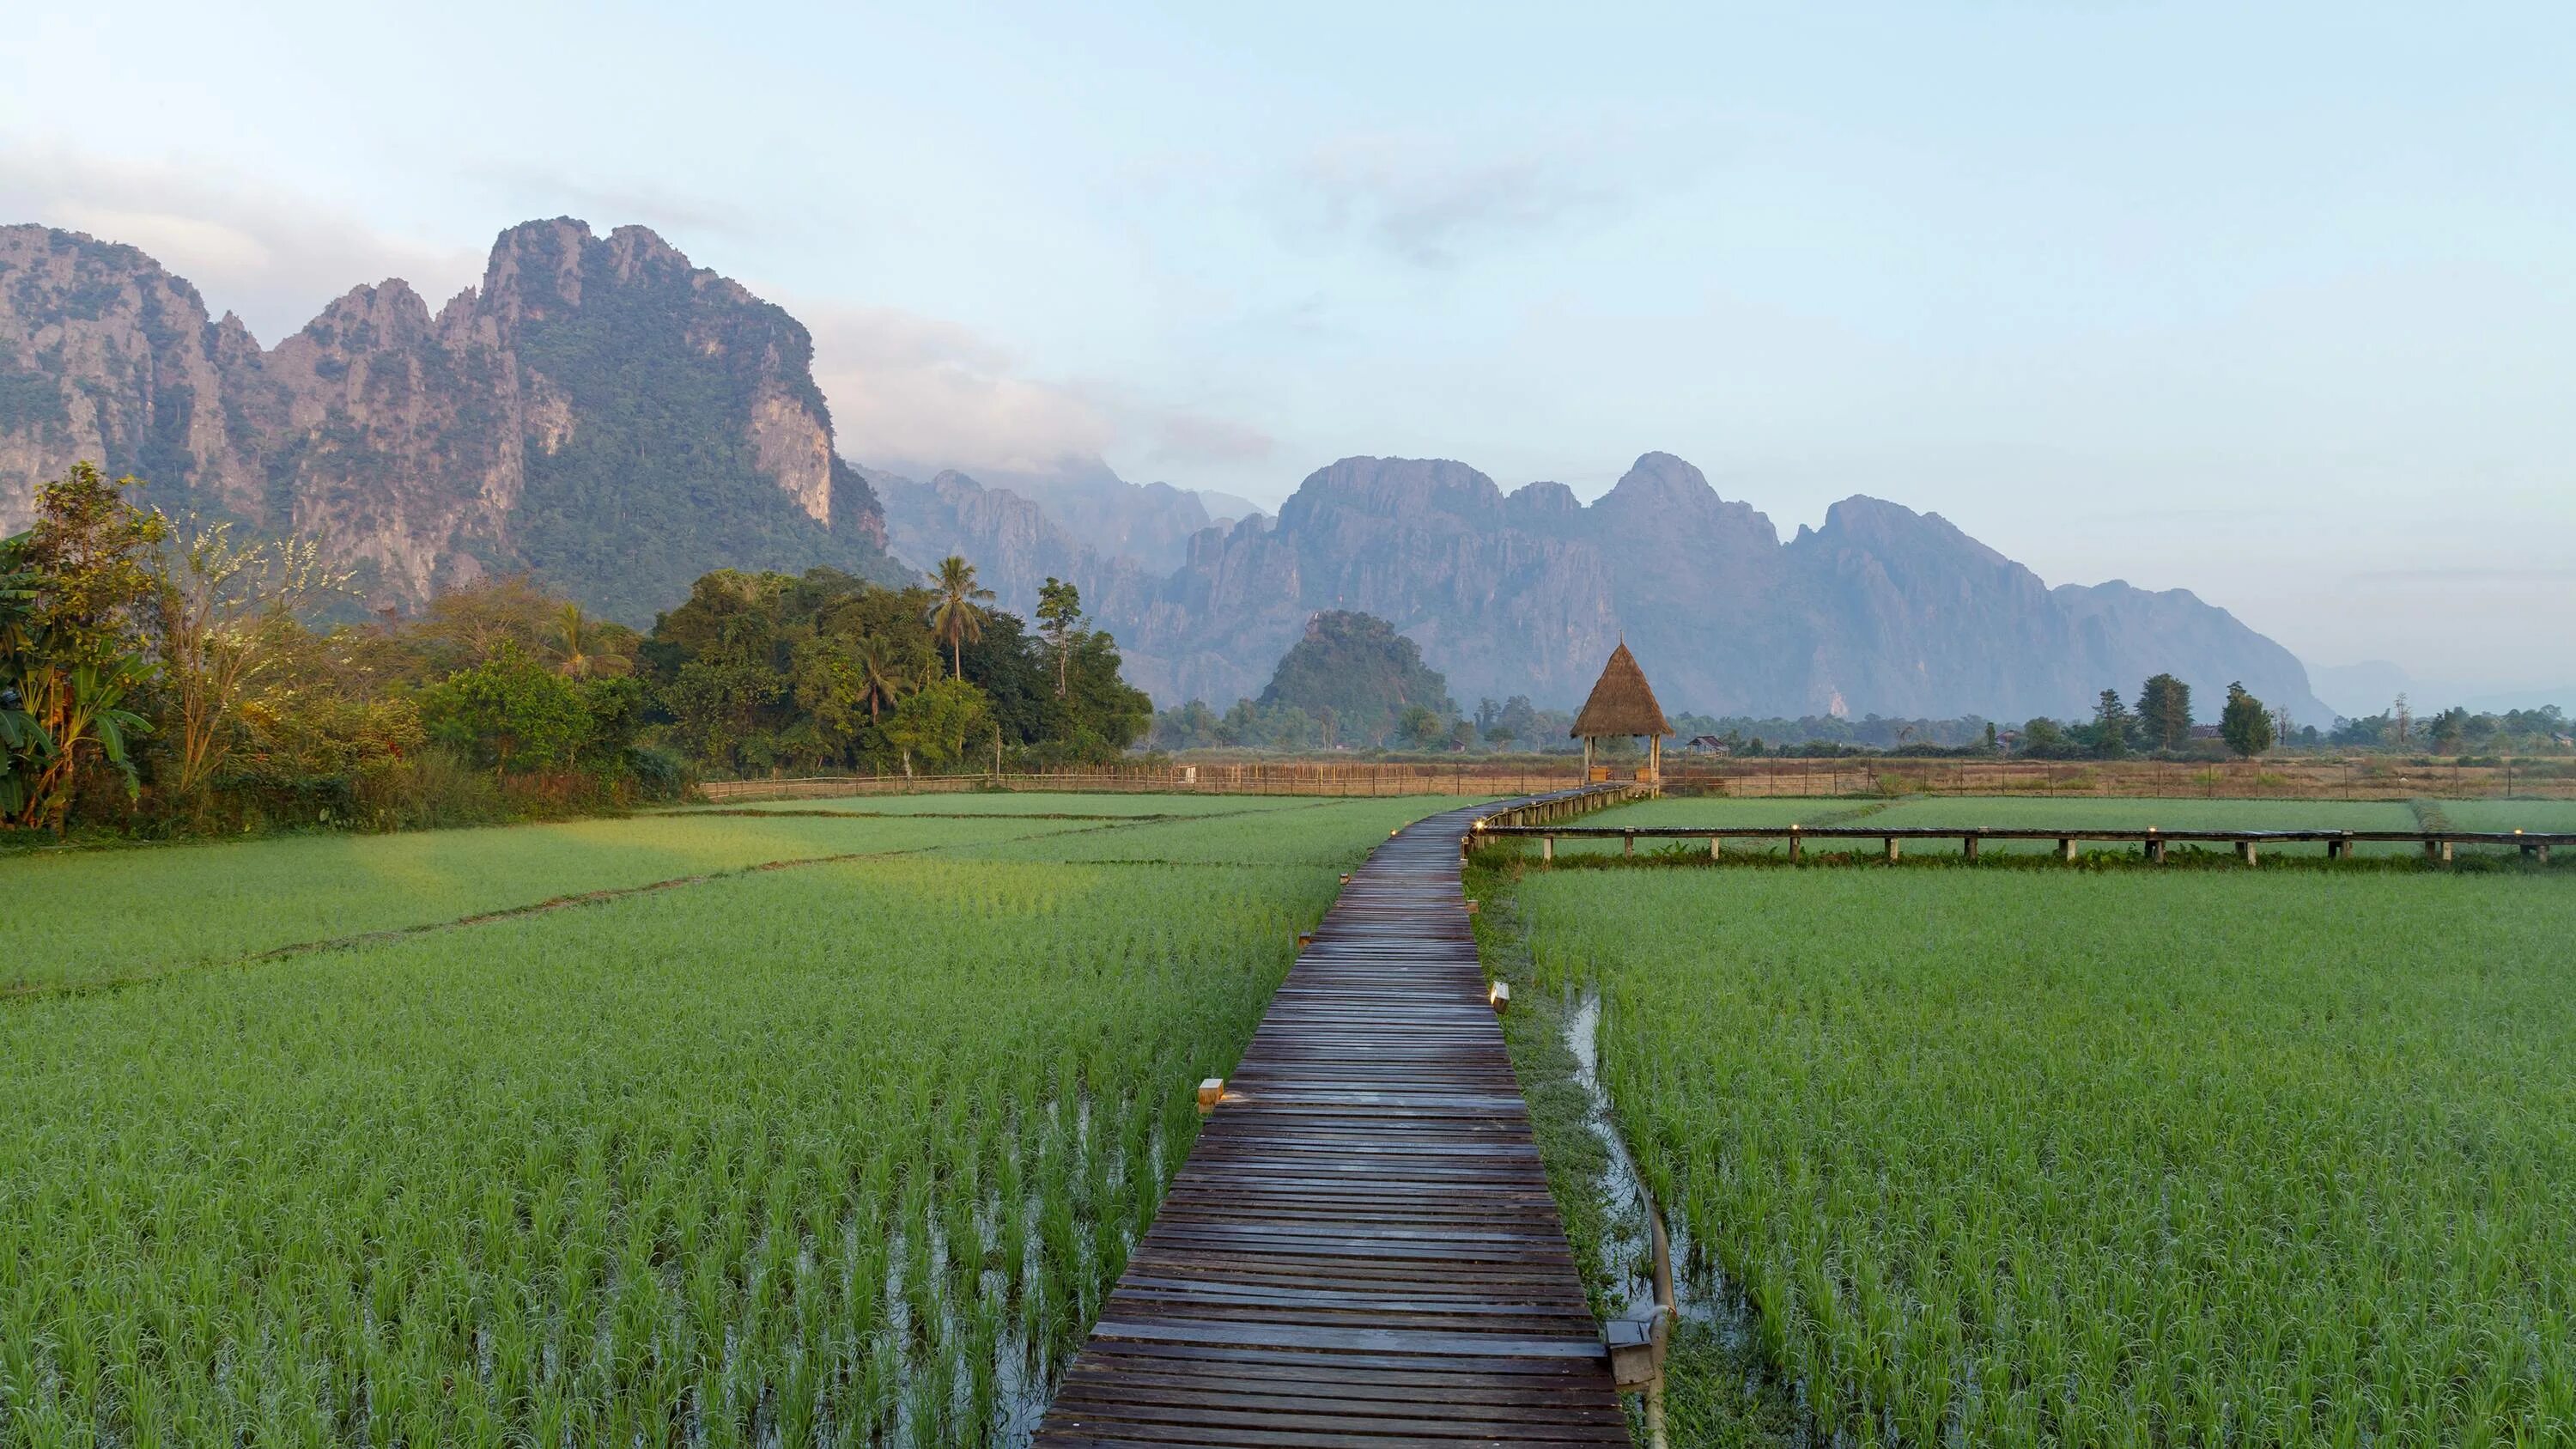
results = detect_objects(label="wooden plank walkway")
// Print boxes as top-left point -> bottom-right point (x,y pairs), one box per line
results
1034,800 -> 1629,1447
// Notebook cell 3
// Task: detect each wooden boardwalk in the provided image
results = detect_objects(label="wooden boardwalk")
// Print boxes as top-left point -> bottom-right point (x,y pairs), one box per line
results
1034,800 -> 1629,1447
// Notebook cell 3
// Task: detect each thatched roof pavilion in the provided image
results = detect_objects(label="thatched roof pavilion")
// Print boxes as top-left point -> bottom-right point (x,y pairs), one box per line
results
1570,642 -> 1674,783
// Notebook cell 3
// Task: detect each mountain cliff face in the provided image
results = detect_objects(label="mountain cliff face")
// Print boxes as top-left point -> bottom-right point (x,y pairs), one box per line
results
1,220 -> 2328,720
871,456 -> 1254,577
0,219 -> 897,621
899,452 -> 2328,721
872,465 -> 1162,613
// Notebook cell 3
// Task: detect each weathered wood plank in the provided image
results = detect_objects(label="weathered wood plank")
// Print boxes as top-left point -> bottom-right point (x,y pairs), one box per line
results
1033,795 -> 1630,1445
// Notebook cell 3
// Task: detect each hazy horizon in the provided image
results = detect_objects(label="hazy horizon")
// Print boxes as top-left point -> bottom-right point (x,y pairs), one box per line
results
6,1 -> 2569,698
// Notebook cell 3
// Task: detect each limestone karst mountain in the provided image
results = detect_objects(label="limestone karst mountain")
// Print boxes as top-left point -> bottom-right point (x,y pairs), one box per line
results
885,452 -> 2332,722
870,455 -> 1253,574
1,220 -> 2329,720
0,218 -> 900,621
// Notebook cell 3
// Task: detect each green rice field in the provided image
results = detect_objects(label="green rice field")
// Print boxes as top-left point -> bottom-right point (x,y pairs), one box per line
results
674,791 -> 1330,818
1504,864 -> 2576,1446
0,796 -> 1475,994
1862,796 -> 2424,855
1534,796 -> 1869,855
3,814 -> 1108,993
2439,798 -> 2576,833
15,784 -> 2570,1446
954,795 -> 1491,864
1574,792 -> 2576,858
0,795 -> 1465,1445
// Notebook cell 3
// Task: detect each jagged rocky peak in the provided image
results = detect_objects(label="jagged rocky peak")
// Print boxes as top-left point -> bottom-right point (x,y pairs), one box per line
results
1505,479 -> 1582,519
1590,450 -> 1778,544
2056,577 -> 2221,616
1802,495 -> 2015,572
872,455 -> 1238,574
0,216 -> 897,618
0,224 -> 259,533
603,222 -> 690,278
292,279 -> 436,352
468,218 -> 706,331
1282,456 -> 1506,525
1603,449 -> 1709,502
478,216 -> 592,317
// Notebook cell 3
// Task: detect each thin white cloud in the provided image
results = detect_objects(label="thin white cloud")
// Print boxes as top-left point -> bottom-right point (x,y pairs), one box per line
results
0,141 -> 482,343
798,301 -> 1276,479
1277,131 -> 1628,269
799,301 -> 1120,474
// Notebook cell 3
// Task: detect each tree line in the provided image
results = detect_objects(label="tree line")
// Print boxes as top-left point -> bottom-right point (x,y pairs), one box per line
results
2014,674 -> 2279,760
2325,696 -> 2570,757
1,466 -> 1147,837
1155,633 -> 2573,765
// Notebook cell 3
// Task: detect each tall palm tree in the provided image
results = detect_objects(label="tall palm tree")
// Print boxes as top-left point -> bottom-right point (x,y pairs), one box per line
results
851,632 -> 906,724
927,555 -> 995,679
550,603 -> 629,680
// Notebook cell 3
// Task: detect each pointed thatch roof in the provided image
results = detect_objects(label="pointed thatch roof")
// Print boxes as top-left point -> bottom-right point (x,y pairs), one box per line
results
1570,642 -> 1673,739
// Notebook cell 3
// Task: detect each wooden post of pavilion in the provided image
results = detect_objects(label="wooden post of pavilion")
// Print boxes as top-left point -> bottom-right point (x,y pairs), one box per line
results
1570,642 -> 1675,793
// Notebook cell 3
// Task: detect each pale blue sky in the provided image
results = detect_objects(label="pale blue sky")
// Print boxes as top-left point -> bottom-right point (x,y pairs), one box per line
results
5,2 -> 2570,697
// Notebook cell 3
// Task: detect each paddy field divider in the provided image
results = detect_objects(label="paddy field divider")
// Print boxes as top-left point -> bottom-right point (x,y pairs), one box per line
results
1473,822 -> 2573,866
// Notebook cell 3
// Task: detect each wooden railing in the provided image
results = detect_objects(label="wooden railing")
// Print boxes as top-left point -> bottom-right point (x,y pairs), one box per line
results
1472,823 -> 2573,865
696,755 -> 2576,805
1656,757 -> 2576,801
696,762 -> 1598,804
1467,782 -> 1649,831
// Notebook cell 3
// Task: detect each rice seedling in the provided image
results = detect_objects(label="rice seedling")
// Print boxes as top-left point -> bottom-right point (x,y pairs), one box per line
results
1862,795 -> 2424,855
956,794 -> 1485,865
1555,793 -> 2546,861
1509,865 -> 2576,1446
1583,798 -> 1872,829
676,790 -> 1328,818
1568,796 -> 1893,855
0,812 -> 1106,991
2439,799 -> 2576,833
0,790 -> 1462,1445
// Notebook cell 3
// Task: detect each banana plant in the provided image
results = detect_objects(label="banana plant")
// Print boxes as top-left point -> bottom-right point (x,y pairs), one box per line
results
0,537 -> 155,831
0,538 -> 47,819
7,656 -> 153,831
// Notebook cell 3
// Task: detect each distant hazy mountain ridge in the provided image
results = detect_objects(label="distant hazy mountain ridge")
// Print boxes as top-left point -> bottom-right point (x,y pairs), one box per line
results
914,460 -> 1254,572
0,218 -> 900,620
869,465 -> 1168,620
890,452 -> 2331,721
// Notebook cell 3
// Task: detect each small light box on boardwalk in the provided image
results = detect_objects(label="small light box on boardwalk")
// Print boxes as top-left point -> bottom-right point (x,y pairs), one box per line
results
1605,1316 -> 1667,1391
1296,930 -> 1314,948
1489,981 -> 1510,1013
1197,1078 -> 1224,1114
